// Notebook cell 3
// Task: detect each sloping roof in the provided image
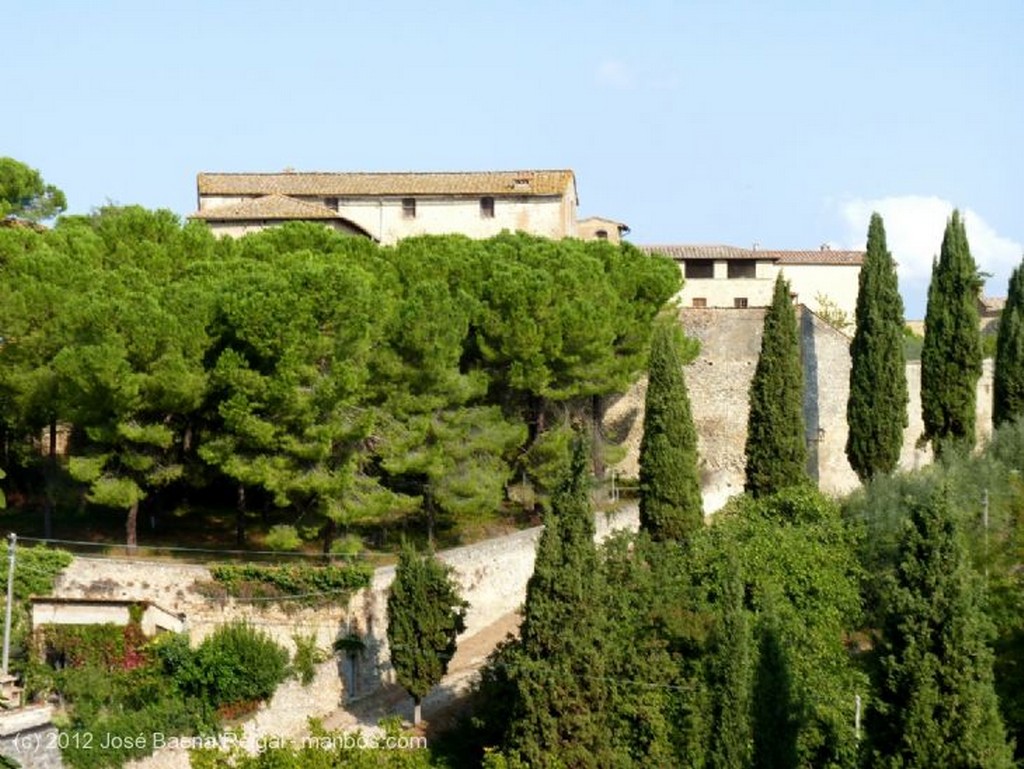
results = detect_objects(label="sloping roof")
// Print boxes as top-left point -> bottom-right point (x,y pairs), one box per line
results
191,194 -> 342,221
639,244 -> 864,266
197,170 -> 577,199
771,249 -> 864,266
639,245 -> 758,261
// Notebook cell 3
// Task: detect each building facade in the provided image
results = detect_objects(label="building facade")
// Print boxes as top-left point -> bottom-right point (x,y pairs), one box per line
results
640,244 -> 864,322
192,169 -> 596,244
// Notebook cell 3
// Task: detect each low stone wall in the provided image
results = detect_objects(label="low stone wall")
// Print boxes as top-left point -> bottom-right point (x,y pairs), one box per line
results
0,706 -> 63,769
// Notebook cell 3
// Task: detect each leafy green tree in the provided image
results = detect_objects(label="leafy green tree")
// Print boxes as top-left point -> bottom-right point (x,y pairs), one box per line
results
846,212 -> 908,481
639,319 -> 703,541
387,543 -> 468,726
869,489 -> 1014,768
921,210 -> 983,458
745,274 -> 807,496
501,437 -> 613,768
0,157 -> 67,221
994,260 -> 1024,427
379,406 -> 526,544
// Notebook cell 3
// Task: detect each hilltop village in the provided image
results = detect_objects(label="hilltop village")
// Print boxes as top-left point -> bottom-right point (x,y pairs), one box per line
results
0,163 -> 1021,769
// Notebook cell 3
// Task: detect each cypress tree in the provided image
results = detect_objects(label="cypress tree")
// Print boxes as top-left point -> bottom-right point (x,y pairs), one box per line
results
869,489 -> 1014,768
745,274 -> 807,497
846,212 -> 908,480
386,544 -> 468,725
921,210 -> 983,458
639,319 -> 703,541
993,260 -> 1024,427
707,552 -> 753,769
504,436 -> 611,768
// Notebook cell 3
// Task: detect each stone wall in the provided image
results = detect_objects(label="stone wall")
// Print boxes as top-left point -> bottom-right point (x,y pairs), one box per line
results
603,307 -> 997,511
0,706 -> 63,769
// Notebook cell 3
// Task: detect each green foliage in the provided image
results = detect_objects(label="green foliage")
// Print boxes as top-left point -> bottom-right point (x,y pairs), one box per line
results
994,260 -> 1024,427
638,319 -> 703,541
207,562 -> 372,605
868,489 -> 1014,768
744,274 -> 808,496
0,156 -> 67,221
291,632 -> 325,686
8,545 -> 72,664
500,438 -> 615,768
387,544 -> 468,720
186,622 -> 290,710
846,212 -> 908,481
814,292 -> 852,333
263,525 -> 303,552
189,718 -> 440,768
921,209 -> 983,458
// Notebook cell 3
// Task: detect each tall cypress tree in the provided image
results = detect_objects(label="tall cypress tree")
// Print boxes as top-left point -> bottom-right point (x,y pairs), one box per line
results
745,274 -> 807,497
386,544 -> 468,725
869,490 -> 1014,768
639,319 -> 703,541
993,260 -> 1024,427
921,209 -> 983,459
846,212 -> 908,480
504,436 -> 611,768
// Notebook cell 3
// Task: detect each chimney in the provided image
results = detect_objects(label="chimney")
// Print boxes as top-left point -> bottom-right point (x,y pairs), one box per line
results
820,243 -> 831,251
752,241 -> 759,252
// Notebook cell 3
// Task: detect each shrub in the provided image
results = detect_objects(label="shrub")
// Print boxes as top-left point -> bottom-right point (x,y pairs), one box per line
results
192,622 -> 289,709
291,632 -> 324,686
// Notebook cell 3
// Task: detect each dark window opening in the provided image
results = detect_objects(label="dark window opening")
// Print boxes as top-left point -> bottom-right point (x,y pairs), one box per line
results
692,297 -> 708,308
685,260 -> 714,279
324,197 -> 338,210
402,198 -> 416,218
734,297 -> 749,309
727,260 -> 756,279
595,229 -> 608,240
480,197 -> 495,218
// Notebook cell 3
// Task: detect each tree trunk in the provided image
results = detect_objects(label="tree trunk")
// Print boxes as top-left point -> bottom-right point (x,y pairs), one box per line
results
126,500 -> 138,553
44,419 -> 57,540
413,697 -> 422,726
322,517 -> 336,557
236,484 -> 247,546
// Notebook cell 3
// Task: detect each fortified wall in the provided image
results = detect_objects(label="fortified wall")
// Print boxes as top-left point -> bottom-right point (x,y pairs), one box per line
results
602,307 -> 995,511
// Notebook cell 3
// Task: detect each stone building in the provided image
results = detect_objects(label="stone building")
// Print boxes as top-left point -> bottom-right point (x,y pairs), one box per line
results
191,169 -> 621,244
640,244 -> 864,321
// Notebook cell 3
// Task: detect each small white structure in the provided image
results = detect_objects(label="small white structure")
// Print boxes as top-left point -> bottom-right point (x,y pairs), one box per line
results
31,597 -> 186,636
192,169 -> 611,244
640,244 -> 864,322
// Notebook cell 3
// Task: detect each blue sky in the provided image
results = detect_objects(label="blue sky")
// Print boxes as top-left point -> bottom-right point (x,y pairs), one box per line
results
6,0 -> 1022,318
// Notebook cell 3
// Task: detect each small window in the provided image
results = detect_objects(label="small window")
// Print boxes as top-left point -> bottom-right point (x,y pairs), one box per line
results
727,260 -> 756,279
480,197 -> 495,218
595,229 -> 608,240
685,260 -> 714,279
790,292 -> 799,304
734,297 -> 749,309
402,198 -> 416,218
692,297 -> 708,308
324,197 -> 338,211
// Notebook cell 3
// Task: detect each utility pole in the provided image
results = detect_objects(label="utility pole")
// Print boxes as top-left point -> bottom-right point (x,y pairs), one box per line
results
855,694 -> 862,741
2,532 -> 15,676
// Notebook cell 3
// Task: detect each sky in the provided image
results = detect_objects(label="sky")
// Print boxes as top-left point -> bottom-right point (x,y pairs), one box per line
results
5,0 -> 1022,318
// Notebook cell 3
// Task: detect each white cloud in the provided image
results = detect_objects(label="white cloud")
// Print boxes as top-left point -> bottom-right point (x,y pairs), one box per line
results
839,195 -> 1023,314
595,59 -> 633,89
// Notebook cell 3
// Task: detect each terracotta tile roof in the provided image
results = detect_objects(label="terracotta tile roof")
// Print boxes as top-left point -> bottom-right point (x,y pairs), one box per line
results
190,194 -> 341,221
197,170 -> 577,199
771,249 -> 864,266
639,245 -> 759,261
639,244 -> 864,266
